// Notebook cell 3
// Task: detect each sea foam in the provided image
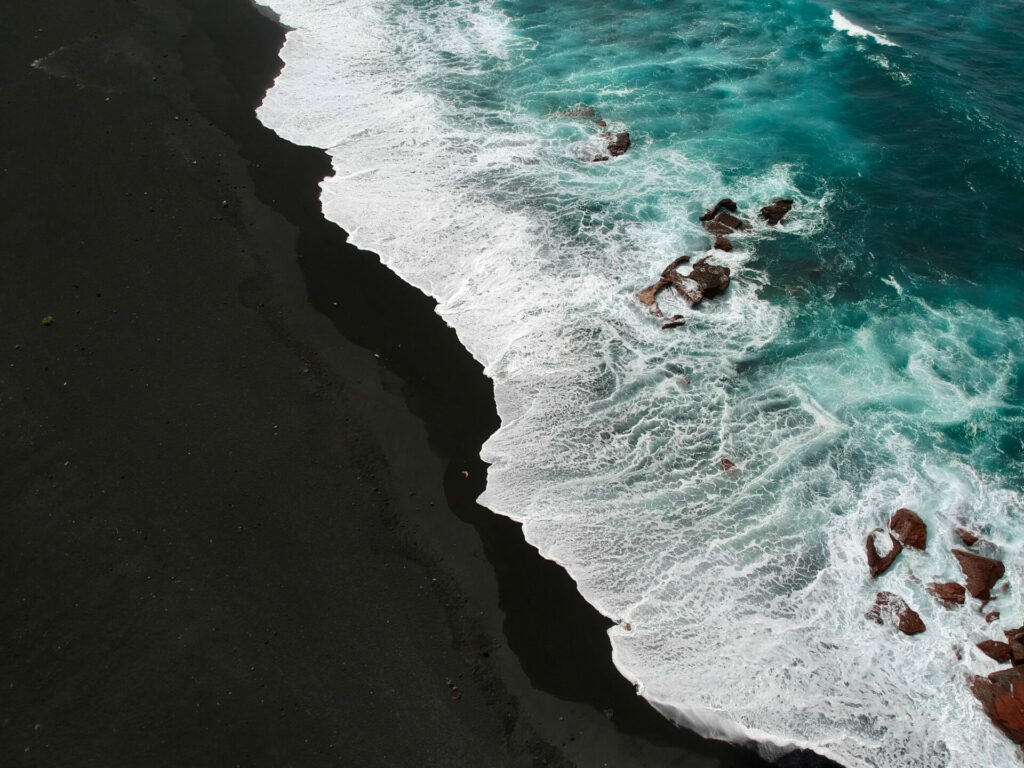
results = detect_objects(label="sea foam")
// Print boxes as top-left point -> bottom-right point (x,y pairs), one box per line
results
830,10 -> 897,47
256,2 -> 1024,766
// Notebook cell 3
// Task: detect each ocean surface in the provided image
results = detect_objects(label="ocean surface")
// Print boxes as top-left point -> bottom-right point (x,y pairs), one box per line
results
255,1 -> 1024,765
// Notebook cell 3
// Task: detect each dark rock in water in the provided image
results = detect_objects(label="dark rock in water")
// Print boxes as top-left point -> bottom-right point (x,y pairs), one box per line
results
553,105 -> 595,118
979,640 -> 1013,663
927,581 -> 965,608
661,315 -> 686,330
988,611 -> 1002,623
972,666 -> 1024,743
889,508 -> 927,550
660,254 -> 691,277
1005,626 -> 1024,666
637,255 -> 729,314
679,258 -> 730,306
712,235 -> 733,252
866,591 -> 925,635
602,132 -> 631,157
595,119 -> 607,128
702,209 -> 749,238
637,278 -> 670,317
703,219 -> 733,236
590,155 -> 610,162
760,198 -> 794,226
952,548 -> 1005,600
699,198 -> 738,222
866,528 -> 903,578
956,527 -> 980,546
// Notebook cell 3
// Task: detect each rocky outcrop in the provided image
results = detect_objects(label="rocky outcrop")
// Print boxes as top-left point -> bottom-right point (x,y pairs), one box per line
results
679,258 -> 730,306
866,591 -> 925,635
890,508 -> 927,550
978,640 -> 1012,663
553,105 -> 595,118
956,527 -> 980,546
1005,626 -> 1024,666
760,198 -> 794,225
699,199 -> 738,222
927,581 -> 965,608
972,666 -> 1024,743
637,255 -> 730,315
603,132 -> 631,157
702,210 -> 749,236
952,549 -> 1006,600
712,235 -> 733,252
866,528 -> 903,578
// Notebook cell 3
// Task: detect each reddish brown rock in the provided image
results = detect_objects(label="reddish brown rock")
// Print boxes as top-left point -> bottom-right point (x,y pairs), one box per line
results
679,258 -> 731,306
1006,626 -> 1024,667
699,199 -> 738,222
889,508 -> 926,550
972,666 -> 1024,743
759,198 -> 794,226
927,581 -> 965,608
866,529 -> 903,578
594,119 -> 607,128
602,132 -> 631,157
718,458 -> 739,478
712,235 -> 733,252
866,591 -> 925,635
661,315 -> 685,330
956,527 -> 980,546
987,611 -> 1002,623
952,548 -> 1005,600
979,640 -> 1012,663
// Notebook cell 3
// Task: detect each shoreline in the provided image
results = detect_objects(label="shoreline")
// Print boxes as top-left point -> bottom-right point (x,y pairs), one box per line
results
2,0 -> 838,765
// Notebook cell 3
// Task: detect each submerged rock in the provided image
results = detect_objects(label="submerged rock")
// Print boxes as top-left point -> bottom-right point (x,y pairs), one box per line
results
553,104 -> 595,118
890,508 -> 927,550
866,528 -> 903,578
927,581 -> 965,608
979,640 -> 1013,663
712,235 -> 733,252
661,315 -> 686,330
760,198 -> 794,225
952,548 -> 1005,600
866,591 -> 925,635
972,666 -> 1024,743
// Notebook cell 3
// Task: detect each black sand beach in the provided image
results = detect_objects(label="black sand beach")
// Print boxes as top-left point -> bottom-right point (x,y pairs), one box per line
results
1,1 -> 836,766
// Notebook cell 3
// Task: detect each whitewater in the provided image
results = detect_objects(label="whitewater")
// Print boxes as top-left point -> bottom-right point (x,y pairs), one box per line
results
255,0 -> 1024,765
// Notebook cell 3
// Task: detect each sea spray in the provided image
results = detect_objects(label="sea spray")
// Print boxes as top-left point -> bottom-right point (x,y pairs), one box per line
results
256,1 -> 1024,765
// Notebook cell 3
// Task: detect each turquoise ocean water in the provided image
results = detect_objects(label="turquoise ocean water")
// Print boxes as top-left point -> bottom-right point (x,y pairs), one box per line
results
256,1 -> 1024,764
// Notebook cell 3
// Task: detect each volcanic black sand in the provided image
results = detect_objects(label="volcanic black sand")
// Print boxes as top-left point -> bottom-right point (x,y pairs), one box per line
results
1,1 -> 840,766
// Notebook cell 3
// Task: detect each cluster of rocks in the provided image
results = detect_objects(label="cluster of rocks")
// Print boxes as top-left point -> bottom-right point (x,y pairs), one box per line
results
636,197 -> 793,329
552,104 -> 631,162
862,512 -> 1021,752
